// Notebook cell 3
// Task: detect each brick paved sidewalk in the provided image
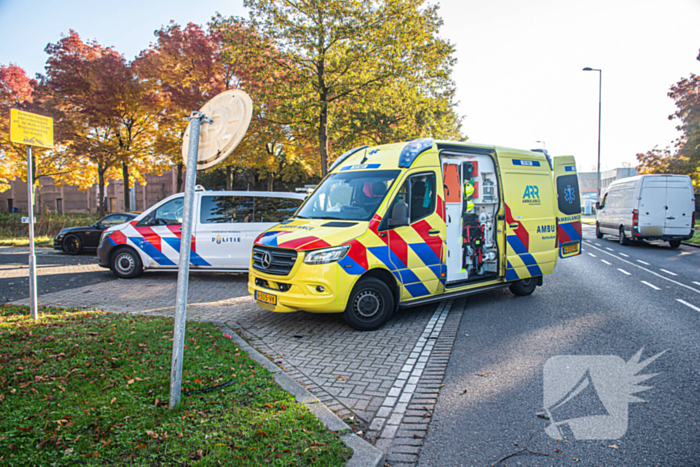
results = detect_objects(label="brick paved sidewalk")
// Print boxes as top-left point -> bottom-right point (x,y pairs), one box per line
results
12,272 -> 463,465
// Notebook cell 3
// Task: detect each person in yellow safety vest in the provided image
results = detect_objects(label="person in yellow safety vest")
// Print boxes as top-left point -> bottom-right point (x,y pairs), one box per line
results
463,179 -> 475,212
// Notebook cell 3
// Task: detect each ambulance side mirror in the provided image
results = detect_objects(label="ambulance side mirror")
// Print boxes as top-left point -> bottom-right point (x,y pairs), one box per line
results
388,202 -> 409,227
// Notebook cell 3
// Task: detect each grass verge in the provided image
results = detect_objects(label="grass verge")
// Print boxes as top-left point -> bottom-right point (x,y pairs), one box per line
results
686,223 -> 700,245
0,305 -> 351,466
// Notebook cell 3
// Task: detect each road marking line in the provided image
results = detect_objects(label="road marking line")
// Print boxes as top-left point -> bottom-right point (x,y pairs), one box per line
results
601,260 -> 612,265
642,281 -> 661,290
619,253 -> 629,257
588,253 -> 597,257
660,269 -> 677,276
594,243 -> 602,246
606,247 -> 614,251
618,269 -> 631,275
637,260 -> 650,265
584,243 -> 700,295
694,281 -> 700,287
677,299 -> 700,312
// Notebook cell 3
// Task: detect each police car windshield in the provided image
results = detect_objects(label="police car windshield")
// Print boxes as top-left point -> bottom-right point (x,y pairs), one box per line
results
296,170 -> 400,221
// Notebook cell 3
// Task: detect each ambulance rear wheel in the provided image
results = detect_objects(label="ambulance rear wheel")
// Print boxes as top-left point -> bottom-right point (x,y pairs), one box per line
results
509,277 -> 537,296
111,247 -> 143,279
344,278 -> 394,331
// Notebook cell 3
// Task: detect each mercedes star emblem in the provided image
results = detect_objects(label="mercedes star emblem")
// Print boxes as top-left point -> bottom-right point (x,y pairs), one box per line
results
261,251 -> 272,269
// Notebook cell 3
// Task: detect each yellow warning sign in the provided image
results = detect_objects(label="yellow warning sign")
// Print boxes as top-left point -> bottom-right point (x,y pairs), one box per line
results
10,109 -> 54,149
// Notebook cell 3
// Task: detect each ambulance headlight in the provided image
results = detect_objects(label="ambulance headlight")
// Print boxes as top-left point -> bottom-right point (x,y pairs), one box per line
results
303,245 -> 350,265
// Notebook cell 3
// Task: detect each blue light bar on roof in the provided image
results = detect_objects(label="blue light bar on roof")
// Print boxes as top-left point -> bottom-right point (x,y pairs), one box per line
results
328,145 -> 369,172
398,138 -> 434,168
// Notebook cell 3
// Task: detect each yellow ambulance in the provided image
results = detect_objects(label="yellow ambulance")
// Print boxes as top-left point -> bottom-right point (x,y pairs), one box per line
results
248,139 -> 582,330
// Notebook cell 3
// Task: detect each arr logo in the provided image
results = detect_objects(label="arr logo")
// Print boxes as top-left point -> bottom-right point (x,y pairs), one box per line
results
523,185 -> 541,205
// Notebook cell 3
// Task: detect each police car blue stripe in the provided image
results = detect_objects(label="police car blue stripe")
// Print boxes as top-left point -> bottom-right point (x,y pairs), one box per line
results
160,237 -> 212,267
137,237 -> 176,266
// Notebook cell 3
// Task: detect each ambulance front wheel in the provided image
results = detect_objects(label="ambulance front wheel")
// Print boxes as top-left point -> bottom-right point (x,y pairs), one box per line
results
344,278 -> 395,331
509,277 -> 537,296
595,222 -> 604,239
110,247 -> 143,279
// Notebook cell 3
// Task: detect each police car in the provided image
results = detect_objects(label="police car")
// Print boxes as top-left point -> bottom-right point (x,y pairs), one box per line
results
97,190 -> 306,278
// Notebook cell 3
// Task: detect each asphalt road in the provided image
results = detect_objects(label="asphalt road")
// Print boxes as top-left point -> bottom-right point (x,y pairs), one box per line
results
419,226 -> 700,466
0,247 -> 112,303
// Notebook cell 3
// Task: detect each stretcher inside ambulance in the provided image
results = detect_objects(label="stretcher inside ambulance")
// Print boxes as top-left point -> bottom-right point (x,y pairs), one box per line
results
248,139 -> 582,331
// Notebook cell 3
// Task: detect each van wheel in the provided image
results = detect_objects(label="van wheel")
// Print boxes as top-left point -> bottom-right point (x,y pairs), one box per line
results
111,247 -> 143,279
668,240 -> 681,249
344,278 -> 394,331
619,226 -> 629,245
510,277 -> 537,296
595,222 -> 604,239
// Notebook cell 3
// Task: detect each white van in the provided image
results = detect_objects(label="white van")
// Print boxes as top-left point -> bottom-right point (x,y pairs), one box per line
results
596,174 -> 695,248
97,190 -> 306,278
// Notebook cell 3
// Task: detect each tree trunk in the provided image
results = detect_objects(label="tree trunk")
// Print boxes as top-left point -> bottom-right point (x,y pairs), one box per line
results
176,162 -> 184,192
319,97 -> 329,177
98,165 -> 106,218
122,161 -> 130,212
267,174 -> 274,191
226,165 -> 233,191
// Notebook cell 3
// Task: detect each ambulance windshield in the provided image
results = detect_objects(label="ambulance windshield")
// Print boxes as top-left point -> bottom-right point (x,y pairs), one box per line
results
296,170 -> 400,221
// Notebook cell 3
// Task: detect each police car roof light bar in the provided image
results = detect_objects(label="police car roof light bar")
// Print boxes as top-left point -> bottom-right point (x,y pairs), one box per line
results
399,138 -> 434,168
329,145 -> 369,172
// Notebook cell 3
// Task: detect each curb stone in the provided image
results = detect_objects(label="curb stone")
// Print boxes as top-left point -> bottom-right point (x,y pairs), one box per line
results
682,241 -> 699,248
211,321 -> 385,467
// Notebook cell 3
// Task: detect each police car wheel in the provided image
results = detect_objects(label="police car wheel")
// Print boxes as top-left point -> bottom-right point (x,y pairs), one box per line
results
595,222 -> 604,239
509,277 -> 537,296
111,247 -> 143,279
344,278 -> 394,331
63,235 -> 83,255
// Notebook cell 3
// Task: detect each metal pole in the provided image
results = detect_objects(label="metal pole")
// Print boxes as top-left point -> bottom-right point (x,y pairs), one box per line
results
596,70 -> 602,203
169,111 -> 211,409
26,145 -> 38,320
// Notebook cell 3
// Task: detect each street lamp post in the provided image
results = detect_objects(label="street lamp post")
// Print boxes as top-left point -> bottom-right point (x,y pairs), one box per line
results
536,140 -> 546,150
583,67 -> 602,203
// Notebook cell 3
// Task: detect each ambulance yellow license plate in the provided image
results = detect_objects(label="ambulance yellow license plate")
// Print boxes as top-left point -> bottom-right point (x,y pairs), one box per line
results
255,290 -> 277,305
563,243 -> 579,255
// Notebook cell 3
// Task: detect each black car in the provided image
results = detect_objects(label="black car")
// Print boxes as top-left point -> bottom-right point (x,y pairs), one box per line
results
54,213 -> 138,255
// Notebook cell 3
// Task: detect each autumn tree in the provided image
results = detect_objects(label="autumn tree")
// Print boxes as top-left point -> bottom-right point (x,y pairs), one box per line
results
0,63 -> 93,212
135,22 -> 250,192
637,48 -> 700,184
42,32 -> 125,217
237,0 -> 463,177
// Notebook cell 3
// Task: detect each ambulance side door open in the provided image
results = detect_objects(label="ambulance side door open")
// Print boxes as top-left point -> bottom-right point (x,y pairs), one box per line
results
553,156 -> 582,258
382,170 -> 445,300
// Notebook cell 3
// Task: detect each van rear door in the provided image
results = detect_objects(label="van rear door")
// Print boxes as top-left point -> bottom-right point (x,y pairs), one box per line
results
552,156 -> 582,258
664,176 -> 694,236
639,177 -> 666,236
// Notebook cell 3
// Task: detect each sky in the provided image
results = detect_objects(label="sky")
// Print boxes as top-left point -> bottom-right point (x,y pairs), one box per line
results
1,0 -> 699,173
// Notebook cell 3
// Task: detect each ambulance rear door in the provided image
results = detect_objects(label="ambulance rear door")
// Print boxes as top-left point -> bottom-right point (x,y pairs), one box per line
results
553,156 -> 582,258
500,153 -> 558,281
